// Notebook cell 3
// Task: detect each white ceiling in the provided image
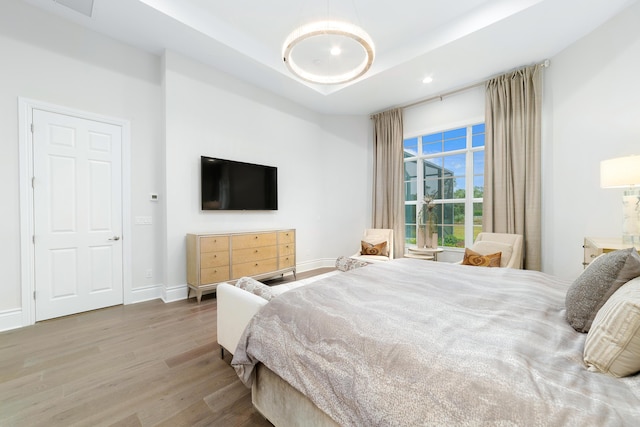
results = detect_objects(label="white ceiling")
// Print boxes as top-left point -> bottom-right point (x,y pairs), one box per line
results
22,0 -> 639,115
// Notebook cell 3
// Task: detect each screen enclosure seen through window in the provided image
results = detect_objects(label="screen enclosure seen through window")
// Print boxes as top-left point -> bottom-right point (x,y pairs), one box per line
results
404,124 -> 484,249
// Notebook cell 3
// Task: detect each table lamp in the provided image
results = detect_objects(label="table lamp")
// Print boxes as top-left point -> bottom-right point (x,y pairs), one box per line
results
600,155 -> 640,245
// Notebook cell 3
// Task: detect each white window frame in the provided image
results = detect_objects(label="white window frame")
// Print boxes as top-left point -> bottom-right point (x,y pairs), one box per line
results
404,123 -> 484,250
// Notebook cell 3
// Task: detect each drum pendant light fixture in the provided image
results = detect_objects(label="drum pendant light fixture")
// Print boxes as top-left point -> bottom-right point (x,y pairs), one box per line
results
282,20 -> 375,85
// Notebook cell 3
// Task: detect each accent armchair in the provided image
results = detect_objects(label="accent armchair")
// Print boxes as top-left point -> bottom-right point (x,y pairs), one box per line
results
460,232 -> 524,269
351,228 -> 394,263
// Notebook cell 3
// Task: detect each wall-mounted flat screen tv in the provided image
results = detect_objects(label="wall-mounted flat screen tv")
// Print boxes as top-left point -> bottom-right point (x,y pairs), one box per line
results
201,156 -> 278,210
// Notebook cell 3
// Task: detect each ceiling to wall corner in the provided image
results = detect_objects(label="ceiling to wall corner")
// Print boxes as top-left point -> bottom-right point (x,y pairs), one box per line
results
20,0 -> 639,114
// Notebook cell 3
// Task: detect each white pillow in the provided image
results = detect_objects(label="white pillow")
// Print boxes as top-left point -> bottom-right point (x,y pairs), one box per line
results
471,241 -> 513,268
584,276 -> 640,377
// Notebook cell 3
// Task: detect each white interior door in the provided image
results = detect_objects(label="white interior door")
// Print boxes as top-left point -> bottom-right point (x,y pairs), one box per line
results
33,109 -> 123,321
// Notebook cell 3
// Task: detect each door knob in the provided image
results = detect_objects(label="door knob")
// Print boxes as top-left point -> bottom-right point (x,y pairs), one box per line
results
109,236 -> 121,241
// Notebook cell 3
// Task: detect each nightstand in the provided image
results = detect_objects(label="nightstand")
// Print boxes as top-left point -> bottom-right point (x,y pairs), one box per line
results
583,237 -> 638,268
405,247 -> 443,261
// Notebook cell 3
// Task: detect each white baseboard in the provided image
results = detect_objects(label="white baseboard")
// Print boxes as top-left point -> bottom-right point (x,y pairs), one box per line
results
130,283 -> 163,303
129,283 -> 188,304
162,284 -> 189,303
0,308 -> 25,332
296,258 -> 337,272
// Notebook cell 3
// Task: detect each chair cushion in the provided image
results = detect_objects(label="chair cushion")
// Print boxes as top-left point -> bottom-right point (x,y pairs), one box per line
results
472,241 -> 513,268
584,276 -> 640,377
565,248 -> 640,333
462,248 -> 501,267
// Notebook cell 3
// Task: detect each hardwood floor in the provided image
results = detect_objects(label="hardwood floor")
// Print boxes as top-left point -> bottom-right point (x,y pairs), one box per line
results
0,269 -> 333,427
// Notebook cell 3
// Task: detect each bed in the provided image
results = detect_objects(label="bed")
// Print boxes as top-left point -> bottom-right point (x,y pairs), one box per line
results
231,258 -> 640,426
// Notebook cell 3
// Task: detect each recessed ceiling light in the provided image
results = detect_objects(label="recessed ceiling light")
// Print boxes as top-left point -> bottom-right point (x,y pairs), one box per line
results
330,46 -> 342,56
422,76 -> 433,84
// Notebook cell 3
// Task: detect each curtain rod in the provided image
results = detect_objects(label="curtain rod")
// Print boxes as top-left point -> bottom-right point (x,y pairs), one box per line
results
370,59 -> 550,118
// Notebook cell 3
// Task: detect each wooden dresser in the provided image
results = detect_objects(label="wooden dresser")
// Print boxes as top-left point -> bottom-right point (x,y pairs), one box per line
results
186,229 -> 296,302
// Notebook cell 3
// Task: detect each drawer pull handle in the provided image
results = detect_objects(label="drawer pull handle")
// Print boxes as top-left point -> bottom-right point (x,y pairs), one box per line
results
255,250 -> 259,253
255,236 -> 259,239
591,254 -> 596,258
255,263 -> 259,266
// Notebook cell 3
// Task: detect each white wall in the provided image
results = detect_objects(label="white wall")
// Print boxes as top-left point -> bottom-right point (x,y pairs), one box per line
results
0,1 -> 372,329
405,2 -> 640,277
0,2 -> 371,329
404,87 -> 485,138
163,51 -> 372,294
542,2 -> 640,279
0,0 -> 164,329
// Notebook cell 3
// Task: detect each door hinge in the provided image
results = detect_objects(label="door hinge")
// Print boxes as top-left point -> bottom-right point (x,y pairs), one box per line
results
33,291 -> 36,300
32,235 -> 35,244
32,176 -> 35,188
30,123 -> 34,133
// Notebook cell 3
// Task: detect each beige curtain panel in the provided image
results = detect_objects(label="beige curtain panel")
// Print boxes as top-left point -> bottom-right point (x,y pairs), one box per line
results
372,108 -> 405,259
484,64 -> 543,270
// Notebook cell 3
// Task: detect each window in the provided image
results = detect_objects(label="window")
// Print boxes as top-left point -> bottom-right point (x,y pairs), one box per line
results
404,124 -> 484,248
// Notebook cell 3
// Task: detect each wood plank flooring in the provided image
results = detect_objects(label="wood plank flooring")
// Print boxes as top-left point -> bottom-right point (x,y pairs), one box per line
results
0,269 -> 333,427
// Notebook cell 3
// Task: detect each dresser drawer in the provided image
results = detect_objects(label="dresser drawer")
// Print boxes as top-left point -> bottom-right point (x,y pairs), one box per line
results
279,254 -> 295,269
232,258 -> 278,279
232,232 -> 277,249
200,236 -> 229,253
583,246 -> 601,266
278,243 -> 295,257
278,230 -> 295,244
233,245 -> 277,263
201,251 -> 229,268
200,266 -> 230,284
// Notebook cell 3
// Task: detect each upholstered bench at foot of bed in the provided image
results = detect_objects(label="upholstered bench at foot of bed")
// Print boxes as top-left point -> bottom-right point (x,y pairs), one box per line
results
217,270 -> 341,358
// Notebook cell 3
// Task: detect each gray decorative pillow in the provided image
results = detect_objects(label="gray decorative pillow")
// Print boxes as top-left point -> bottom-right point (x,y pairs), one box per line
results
336,256 -> 369,272
234,277 -> 274,301
566,248 -> 640,333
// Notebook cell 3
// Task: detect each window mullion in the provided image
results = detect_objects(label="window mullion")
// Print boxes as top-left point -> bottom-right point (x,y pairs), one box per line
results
465,126 -> 474,245
416,136 -> 424,228
417,136 -> 424,203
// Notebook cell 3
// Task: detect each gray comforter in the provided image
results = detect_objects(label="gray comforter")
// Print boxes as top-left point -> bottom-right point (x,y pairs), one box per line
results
232,258 -> 640,426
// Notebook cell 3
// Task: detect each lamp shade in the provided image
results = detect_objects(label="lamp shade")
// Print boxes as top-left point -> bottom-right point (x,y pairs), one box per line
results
600,155 -> 640,188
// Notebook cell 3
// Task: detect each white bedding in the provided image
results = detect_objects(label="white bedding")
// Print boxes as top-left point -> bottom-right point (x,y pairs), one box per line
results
232,259 -> 640,426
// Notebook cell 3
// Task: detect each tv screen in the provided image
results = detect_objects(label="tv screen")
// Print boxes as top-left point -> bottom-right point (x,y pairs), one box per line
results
201,156 -> 278,210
